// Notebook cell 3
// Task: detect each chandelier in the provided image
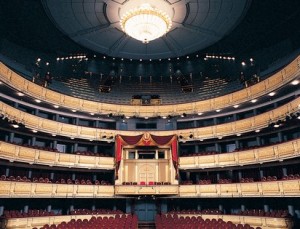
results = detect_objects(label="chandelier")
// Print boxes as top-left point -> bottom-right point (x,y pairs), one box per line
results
120,4 -> 172,43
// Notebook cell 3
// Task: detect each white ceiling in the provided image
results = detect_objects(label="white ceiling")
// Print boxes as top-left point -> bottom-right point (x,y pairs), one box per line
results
43,0 -> 251,60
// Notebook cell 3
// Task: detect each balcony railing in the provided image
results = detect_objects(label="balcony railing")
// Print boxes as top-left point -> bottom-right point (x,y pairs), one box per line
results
179,138 -> 300,169
0,141 -> 114,170
0,55 -> 299,117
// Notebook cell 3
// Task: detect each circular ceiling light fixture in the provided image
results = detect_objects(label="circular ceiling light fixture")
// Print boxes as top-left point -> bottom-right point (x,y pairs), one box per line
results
120,3 -> 172,44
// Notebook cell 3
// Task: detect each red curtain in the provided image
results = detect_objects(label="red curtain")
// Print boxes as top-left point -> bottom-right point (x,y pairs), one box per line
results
115,134 -> 178,179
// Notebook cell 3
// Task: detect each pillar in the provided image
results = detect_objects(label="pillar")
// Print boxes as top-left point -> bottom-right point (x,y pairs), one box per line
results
9,132 -> 14,143
5,168 -> 10,177
24,205 -> 29,213
72,173 -> 76,180
288,205 -> 294,216
241,205 -> 246,211
282,167 -> 287,176
259,170 -> 264,179
28,170 -> 32,179
264,205 -> 269,212
50,173 -> 54,180
0,206 -> 4,216
32,137 -> 36,146
47,205 -> 52,212
238,171 -> 242,180
186,172 -> 191,181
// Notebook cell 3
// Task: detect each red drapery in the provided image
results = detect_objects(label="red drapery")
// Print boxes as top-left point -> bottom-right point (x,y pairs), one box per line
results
115,133 -> 178,179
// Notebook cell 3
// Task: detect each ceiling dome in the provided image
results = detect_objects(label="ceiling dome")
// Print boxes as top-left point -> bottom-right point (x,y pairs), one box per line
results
43,0 -> 251,59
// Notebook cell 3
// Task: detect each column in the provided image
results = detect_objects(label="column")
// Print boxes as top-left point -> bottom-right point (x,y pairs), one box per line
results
256,136 -> 261,146
241,205 -> 245,211
277,132 -> 283,142
259,170 -> 264,179
24,205 -> 29,213
28,170 -> 32,179
263,205 -> 269,212
72,173 -> 76,180
47,205 -> 52,212
32,137 -> 36,146
215,143 -> 220,152
5,168 -> 10,177
186,172 -> 191,181
94,145 -> 98,154
0,206 -> 4,216
73,143 -> 78,152
9,132 -> 14,143
238,171 -> 242,180
50,173 -> 54,180
288,205 -> 294,216
282,167 -> 287,176
52,140 -> 57,149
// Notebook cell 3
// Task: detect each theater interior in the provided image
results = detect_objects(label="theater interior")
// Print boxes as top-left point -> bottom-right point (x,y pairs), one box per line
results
0,0 -> 300,228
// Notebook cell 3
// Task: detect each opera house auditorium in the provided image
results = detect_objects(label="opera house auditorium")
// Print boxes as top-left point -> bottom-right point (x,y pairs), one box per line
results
0,0 -> 299,228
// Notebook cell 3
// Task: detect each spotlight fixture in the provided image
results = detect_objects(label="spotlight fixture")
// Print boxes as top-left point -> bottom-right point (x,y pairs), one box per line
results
17,92 -> 24,96
291,80 -> 299,85
251,99 -> 257,103
268,92 -> 276,96
35,99 -> 41,103
53,105 -> 59,109
12,124 -> 19,128
233,105 -> 239,108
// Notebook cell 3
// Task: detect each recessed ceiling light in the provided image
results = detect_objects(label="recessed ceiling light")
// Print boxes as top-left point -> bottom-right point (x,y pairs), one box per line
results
32,130 -> 38,133
71,109 -> 77,112
255,129 -> 261,133
12,124 -> 19,128
162,116 -> 167,119
268,92 -> 276,96
56,58 -> 60,61
233,105 -> 239,108
90,113 -> 95,116
37,58 -> 41,62
17,92 -> 24,96
53,105 -> 59,108
177,57 -> 179,60
186,56 -> 189,59
52,134 -> 56,137
251,99 -> 257,103
291,80 -> 299,85
35,99 -> 41,103
125,116 -> 130,119
274,124 -> 280,128
236,133 -> 241,136
216,109 -> 221,112
250,58 -> 254,62
70,137 -> 75,139
241,62 -> 246,66
197,112 -> 203,116
103,56 -> 106,59
145,117 -> 149,119
121,58 -> 124,61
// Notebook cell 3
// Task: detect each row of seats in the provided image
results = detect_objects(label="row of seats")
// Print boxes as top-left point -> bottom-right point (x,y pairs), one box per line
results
235,209 -> 291,218
122,181 -> 171,185
8,141 -> 109,157
36,214 -> 138,229
0,175 -> 111,185
3,209 -> 59,218
75,151 -> 110,157
168,209 -> 290,218
156,214 -> 261,229
181,173 -> 300,185
181,140 -> 286,157
168,209 -> 222,215
70,209 -> 123,215
11,142 -> 58,152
